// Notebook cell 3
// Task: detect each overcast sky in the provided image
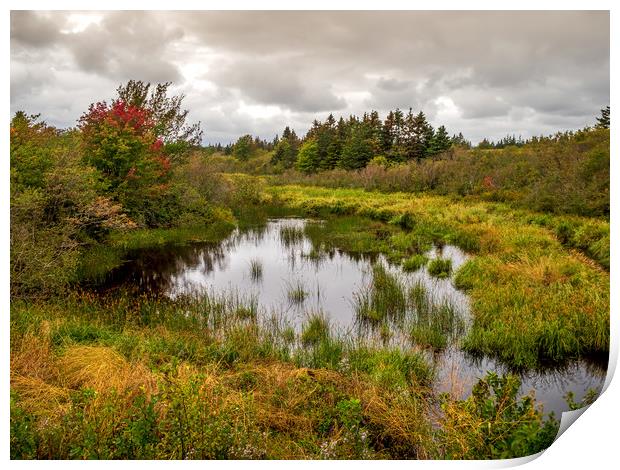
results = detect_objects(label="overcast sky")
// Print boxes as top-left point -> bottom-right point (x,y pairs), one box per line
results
11,10 -> 609,144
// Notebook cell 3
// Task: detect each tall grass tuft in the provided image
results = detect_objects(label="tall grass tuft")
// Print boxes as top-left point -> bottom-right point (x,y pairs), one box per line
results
249,258 -> 263,281
286,280 -> 308,304
301,313 -> 330,346
279,225 -> 305,247
402,254 -> 428,272
407,281 -> 465,350
427,258 -> 452,278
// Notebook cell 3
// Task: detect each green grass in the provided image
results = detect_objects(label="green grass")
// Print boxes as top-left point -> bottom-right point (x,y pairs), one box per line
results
286,280 -> 308,304
402,254 -> 428,272
10,178 -> 604,458
279,225 -> 305,247
108,221 -> 236,251
269,185 -> 609,369
301,313 -> 330,346
353,264 -> 408,324
11,290 -> 457,459
427,258 -> 452,278
408,282 -> 465,350
77,221 -> 237,285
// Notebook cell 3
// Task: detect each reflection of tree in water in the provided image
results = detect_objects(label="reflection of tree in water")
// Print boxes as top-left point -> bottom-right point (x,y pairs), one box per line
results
98,222 -> 285,296
237,224 -> 269,245
98,241 -> 229,295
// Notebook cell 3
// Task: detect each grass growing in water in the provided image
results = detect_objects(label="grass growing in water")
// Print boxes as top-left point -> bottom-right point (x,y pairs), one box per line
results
279,225 -> 305,247
270,185 -> 609,368
301,313 -> 330,346
354,264 -> 408,324
11,277 -> 561,459
427,258 -> 452,279
286,280 -> 308,304
402,254 -> 428,272
248,258 -> 263,281
408,282 -> 465,350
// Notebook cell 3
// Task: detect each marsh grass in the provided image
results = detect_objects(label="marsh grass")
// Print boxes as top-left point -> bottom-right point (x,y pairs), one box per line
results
370,264 -> 408,319
300,313 -> 330,346
408,282 -> 465,350
301,245 -> 326,263
303,216 -> 397,257
353,264 -> 409,325
427,258 -> 452,279
279,225 -> 305,247
248,258 -> 263,281
279,182 -> 606,366
402,254 -> 428,272
10,290 -> 449,459
286,280 -> 308,304
353,264 -> 466,351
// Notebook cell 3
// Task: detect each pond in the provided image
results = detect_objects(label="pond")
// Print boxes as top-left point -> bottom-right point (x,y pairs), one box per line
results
97,218 -> 607,417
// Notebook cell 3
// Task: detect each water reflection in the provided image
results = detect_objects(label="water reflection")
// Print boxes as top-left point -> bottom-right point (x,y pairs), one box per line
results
96,217 -> 607,417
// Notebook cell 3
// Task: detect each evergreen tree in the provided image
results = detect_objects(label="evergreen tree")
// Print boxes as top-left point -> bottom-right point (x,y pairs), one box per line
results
381,110 -> 396,155
232,134 -> 255,161
478,138 -> 494,149
367,110 -> 383,155
428,125 -> 451,156
408,111 -> 434,160
451,132 -> 471,148
296,138 -> 320,173
271,126 -> 299,168
385,109 -> 408,162
596,106 -> 610,129
339,123 -> 373,170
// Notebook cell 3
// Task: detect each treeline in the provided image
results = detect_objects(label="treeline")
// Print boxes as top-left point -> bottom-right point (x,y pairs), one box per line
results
206,135 -> 276,157
223,106 -> 611,171
225,109 -> 471,174
274,126 -> 610,218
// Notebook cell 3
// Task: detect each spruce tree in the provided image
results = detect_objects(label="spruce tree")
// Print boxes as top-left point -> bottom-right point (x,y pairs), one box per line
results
428,125 -> 451,156
296,138 -> 320,173
340,124 -> 373,170
596,106 -> 610,129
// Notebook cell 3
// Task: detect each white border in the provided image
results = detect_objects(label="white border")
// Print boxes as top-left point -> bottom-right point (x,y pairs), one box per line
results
3,2 -> 617,469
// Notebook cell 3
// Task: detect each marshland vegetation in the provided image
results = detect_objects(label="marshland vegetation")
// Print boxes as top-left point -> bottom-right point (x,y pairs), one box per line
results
10,82 -> 609,459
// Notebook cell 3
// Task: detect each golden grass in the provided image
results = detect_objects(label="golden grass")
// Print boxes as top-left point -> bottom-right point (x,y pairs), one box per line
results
57,345 -> 157,397
11,375 -> 72,420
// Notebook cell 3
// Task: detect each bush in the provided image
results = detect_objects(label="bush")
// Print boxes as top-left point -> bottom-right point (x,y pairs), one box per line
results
439,373 -> 559,459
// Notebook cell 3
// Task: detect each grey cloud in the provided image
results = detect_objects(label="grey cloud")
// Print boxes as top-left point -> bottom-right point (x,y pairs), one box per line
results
62,12 -> 183,82
11,10 -> 610,144
210,57 -> 346,113
11,11 -> 63,47
376,77 -> 412,92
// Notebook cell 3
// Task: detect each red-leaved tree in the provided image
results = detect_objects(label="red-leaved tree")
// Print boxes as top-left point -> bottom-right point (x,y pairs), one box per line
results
78,99 -> 172,225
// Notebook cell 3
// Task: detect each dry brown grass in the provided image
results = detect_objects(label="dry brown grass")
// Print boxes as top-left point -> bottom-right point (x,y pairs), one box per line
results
57,345 -> 157,397
12,335 -> 158,420
11,323 -> 435,459
11,321 -> 57,382
11,375 -> 72,420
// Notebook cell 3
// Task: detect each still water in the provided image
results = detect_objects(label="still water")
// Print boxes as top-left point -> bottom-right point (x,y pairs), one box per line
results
98,218 -> 607,417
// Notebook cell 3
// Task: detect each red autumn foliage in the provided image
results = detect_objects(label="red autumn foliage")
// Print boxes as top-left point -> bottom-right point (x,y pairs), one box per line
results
482,175 -> 496,189
78,100 -> 171,184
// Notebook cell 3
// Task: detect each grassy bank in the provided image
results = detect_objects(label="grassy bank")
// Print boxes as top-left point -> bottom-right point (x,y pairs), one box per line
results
11,291 -> 557,459
268,185 -> 610,369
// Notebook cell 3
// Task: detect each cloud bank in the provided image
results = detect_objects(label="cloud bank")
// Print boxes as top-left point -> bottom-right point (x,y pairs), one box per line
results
11,10 -> 609,143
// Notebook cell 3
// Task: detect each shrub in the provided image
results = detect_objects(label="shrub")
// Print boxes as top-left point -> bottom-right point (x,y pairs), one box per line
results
439,373 -> 559,459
